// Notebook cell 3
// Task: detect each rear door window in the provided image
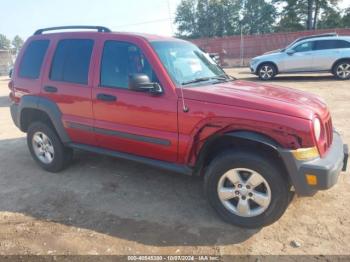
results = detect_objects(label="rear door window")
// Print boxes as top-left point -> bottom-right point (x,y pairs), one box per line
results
19,40 -> 50,79
314,40 -> 338,50
50,39 -> 94,85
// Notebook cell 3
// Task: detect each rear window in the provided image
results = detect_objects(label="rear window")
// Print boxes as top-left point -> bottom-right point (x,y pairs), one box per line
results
50,39 -> 94,85
19,40 -> 49,79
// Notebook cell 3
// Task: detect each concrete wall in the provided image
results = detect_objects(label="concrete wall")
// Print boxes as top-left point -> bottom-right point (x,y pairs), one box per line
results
191,28 -> 350,67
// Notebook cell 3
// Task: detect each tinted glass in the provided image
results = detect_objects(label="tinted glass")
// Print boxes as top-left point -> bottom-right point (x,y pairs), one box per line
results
100,41 -> 157,89
335,40 -> 350,48
50,39 -> 93,84
293,41 -> 314,52
314,40 -> 338,50
19,40 -> 49,79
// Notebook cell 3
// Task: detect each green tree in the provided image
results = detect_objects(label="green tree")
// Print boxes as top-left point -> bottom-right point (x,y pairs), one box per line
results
274,0 -> 305,32
274,0 -> 342,31
318,5 -> 343,28
175,0 -> 241,38
0,34 -> 11,50
12,35 -> 24,55
175,0 -> 199,38
241,0 -> 277,35
342,8 -> 350,27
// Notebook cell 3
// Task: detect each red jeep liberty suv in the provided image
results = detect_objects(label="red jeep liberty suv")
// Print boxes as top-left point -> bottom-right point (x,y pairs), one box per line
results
9,26 -> 348,228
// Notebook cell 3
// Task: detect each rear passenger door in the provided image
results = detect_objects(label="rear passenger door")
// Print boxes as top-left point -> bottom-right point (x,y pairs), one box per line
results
42,37 -> 97,146
312,40 -> 340,70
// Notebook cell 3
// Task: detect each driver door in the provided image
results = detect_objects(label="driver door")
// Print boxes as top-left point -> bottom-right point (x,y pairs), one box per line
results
283,41 -> 315,72
91,38 -> 178,162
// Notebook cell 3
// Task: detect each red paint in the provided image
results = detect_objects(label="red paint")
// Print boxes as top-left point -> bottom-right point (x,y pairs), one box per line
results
11,31 -> 332,167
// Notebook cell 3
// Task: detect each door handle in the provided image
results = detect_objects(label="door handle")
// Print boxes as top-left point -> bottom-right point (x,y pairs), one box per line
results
97,93 -> 117,102
43,85 -> 58,93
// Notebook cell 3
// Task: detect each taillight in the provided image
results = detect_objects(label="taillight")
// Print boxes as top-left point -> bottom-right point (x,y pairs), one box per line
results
8,80 -> 14,91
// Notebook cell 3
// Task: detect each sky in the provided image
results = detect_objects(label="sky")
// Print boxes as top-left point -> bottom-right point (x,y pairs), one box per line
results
0,0 -> 182,40
0,0 -> 349,41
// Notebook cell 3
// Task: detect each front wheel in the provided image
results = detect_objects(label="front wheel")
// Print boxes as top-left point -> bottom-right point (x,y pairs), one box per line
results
333,61 -> 350,80
258,63 -> 277,80
204,151 -> 290,228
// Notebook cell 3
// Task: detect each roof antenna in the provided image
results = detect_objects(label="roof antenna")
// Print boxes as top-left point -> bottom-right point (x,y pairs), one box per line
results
179,84 -> 189,113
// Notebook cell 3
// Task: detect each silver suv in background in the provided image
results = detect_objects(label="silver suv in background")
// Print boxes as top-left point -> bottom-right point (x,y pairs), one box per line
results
250,33 -> 350,80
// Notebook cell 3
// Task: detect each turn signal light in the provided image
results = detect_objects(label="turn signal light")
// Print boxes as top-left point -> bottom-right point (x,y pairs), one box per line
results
292,147 -> 319,161
306,174 -> 318,186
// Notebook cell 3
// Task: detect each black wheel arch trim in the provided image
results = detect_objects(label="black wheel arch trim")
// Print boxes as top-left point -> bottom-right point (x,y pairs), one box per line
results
193,130 -> 281,176
16,95 -> 71,143
225,131 -> 280,149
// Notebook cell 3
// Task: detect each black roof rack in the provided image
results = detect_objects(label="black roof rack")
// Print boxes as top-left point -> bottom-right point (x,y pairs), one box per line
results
293,32 -> 338,44
34,26 -> 111,35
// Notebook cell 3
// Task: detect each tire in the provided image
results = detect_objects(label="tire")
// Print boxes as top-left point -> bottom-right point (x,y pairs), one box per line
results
333,60 -> 350,80
204,150 -> 290,228
27,122 -> 73,172
258,63 -> 277,81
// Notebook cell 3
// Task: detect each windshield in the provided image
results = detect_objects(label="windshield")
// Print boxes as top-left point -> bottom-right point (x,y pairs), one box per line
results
151,41 -> 226,86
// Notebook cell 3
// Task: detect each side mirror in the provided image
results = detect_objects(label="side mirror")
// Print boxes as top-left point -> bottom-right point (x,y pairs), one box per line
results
129,74 -> 162,95
286,49 -> 296,55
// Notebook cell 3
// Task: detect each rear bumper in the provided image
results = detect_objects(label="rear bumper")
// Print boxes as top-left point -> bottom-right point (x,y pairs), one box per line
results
10,102 -> 20,129
279,131 -> 348,196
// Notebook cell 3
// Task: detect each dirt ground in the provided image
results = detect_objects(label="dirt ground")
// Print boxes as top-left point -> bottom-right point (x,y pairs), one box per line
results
0,68 -> 349,257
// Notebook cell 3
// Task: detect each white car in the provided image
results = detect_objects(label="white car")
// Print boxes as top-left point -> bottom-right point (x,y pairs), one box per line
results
250,33 -> 350,80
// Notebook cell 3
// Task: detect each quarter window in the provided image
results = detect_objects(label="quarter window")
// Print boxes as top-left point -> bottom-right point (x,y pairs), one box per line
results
50,39 -> 94,85
19,40 -> 49,79
100,41 -> 157,89
335,40 -> 350,48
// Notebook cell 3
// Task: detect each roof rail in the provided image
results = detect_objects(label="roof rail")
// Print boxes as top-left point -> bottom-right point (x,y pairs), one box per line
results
34,26 -> 111,35
293,32 -> 338,44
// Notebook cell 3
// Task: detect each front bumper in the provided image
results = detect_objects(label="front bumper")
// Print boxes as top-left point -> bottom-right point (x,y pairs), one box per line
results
279,131 -> 348,196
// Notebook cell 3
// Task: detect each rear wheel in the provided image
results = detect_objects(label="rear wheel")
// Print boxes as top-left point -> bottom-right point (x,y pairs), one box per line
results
204,150 -> 290,228
258,63 -> 277,80
27,122 -> 73,172
333,61 -> 350,80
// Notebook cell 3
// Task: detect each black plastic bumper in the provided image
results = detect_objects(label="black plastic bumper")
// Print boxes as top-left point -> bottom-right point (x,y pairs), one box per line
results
10,103 -> 20,129
279,131 -> 348,196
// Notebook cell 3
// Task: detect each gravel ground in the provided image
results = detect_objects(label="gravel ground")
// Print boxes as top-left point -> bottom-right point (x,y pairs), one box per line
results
0,68 -> 349,257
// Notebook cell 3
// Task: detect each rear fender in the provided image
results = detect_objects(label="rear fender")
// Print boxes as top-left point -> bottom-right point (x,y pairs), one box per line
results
17,95 -> 70,143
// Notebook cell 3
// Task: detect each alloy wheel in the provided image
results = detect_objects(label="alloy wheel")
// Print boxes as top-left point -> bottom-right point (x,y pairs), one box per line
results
336,63 -> 350,79
259,65 -> 274,80
32,131 -> 55,164
217,168 -> 271,217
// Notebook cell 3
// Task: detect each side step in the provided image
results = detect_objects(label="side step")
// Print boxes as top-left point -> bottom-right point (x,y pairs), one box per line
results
69,143 -> 193,175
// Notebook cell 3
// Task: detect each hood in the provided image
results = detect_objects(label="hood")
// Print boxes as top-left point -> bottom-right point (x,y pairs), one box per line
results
181,80 -> 328,120
263,49 -> 282,55
253,51 -> 283,61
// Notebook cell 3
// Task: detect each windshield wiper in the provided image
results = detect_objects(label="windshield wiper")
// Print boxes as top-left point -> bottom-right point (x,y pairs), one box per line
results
219,73 -> 236,81
181,76 -> 228,86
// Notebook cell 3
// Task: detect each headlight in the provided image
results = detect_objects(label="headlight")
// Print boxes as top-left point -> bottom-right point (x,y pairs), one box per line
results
313,117 -> 322,141
250,59 -> 259,65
